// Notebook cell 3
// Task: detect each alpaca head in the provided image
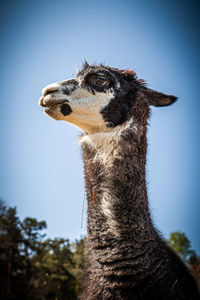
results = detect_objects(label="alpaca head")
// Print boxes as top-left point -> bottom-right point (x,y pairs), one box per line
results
39,62 -> 177,134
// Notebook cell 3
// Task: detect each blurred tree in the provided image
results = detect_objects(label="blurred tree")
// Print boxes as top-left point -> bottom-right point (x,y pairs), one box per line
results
71,237 -> 85,295
169,231 -> 200,291
32,238 -> 77,300
20,217 -> 47,299
21,217 -> 47,253
0,201 -> 81,299
169,231 -> 194,263
0,200 -> 26,300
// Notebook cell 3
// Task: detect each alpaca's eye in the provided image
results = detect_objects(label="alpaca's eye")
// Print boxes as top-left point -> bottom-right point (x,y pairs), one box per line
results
94,77 -> 107,86
87,75 -> 110,88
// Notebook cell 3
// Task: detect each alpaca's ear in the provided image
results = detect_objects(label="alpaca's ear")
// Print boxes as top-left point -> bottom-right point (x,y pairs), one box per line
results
142,87 -> 177,107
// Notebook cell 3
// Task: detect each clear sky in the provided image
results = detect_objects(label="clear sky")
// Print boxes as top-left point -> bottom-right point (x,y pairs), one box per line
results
0,0 -> 199,252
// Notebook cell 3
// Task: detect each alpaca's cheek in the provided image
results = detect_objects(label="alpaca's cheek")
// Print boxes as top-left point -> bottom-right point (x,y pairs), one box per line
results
61,110 -> 108,133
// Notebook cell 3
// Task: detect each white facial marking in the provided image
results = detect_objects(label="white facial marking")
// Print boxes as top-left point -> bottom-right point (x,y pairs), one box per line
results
42,82 -> 60,96
63,87 -> 114,133
40,78 -> 115,134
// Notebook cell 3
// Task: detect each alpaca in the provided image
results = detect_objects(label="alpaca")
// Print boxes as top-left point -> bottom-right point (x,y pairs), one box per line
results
39,62 -> 199,299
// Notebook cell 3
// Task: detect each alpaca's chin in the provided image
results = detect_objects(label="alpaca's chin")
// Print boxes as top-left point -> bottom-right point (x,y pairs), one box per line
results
44,106 -> 62,120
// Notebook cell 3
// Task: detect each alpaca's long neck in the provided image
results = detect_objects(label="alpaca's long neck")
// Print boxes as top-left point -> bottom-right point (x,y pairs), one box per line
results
80,123 -> 159,295
80,122 -> 199,300
81,124 -> 155,241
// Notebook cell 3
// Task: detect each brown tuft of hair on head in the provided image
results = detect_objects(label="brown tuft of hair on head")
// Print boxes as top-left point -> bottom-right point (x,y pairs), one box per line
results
122,69 -> 136,77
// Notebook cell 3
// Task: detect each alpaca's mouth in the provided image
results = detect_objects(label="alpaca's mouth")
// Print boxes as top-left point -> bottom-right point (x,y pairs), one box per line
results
39,96 -> 72,117
39,96 -> 69,108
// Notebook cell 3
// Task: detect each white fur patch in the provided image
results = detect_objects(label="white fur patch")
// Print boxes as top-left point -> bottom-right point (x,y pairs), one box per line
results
42,83 -> 115,134
40,77 -> 116,134
79,130 -> 122,166
101,188 -> 120,237
42,82 -> 60,96
78,117 -> 137,166
64,89 -> 113,133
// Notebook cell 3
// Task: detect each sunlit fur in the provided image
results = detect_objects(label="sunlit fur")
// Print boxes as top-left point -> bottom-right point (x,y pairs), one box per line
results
40,79 -> 114,134
39,63 -> 199,299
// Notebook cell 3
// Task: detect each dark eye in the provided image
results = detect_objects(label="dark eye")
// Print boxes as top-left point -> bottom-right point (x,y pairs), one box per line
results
94,77 -> 107,86
87,75 -> 110,88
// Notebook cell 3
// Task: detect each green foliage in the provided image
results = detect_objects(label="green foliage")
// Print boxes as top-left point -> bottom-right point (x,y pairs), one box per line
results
0,200 -> 25,300
169,231 -> 196,263
168,231 -> 200,290
71,238 -> 85,295
0,201 -> 85,300
33,238 -> 77,300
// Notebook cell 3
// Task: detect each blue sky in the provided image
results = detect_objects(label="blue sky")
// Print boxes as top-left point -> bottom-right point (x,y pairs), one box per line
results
0,0 -> 199,252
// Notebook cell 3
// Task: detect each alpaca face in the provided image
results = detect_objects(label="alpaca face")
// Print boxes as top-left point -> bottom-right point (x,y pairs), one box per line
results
39,63 -> 177,134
